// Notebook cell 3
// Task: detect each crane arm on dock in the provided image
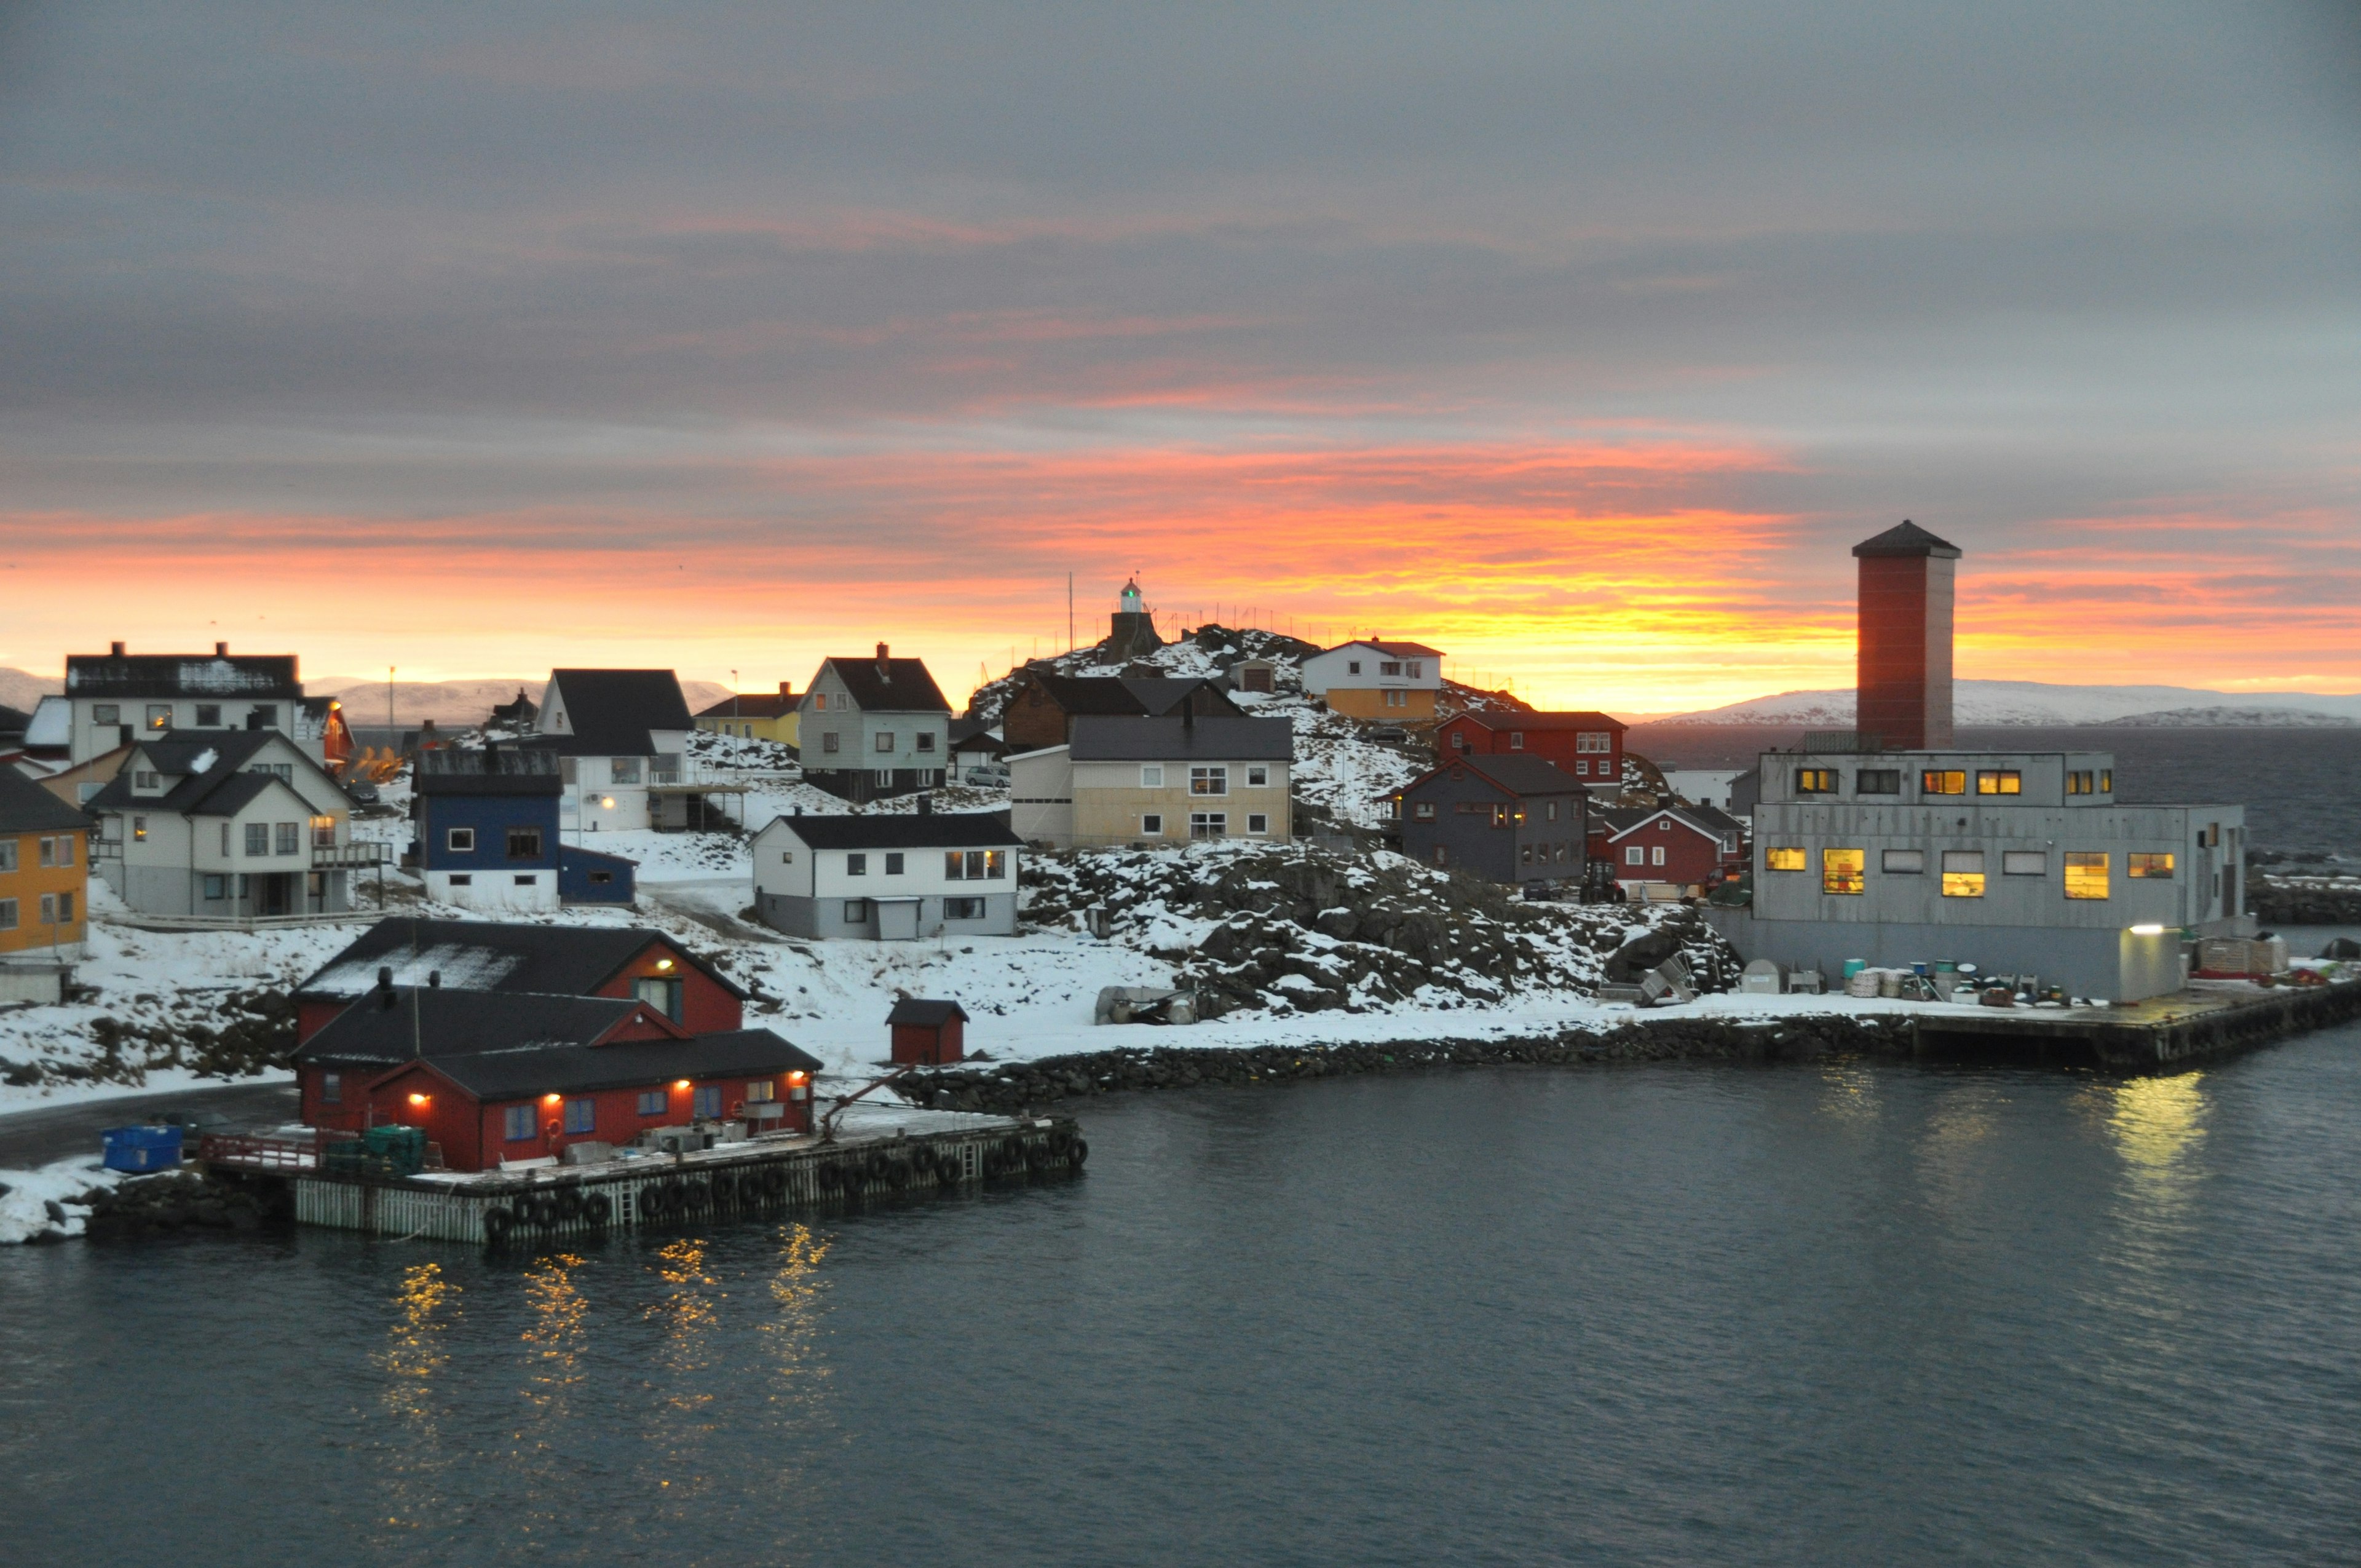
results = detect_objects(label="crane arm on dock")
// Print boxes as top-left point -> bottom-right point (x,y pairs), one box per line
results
818,1064 -> 923,1142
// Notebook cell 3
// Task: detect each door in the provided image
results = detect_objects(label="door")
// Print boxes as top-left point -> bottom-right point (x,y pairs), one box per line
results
258,874 -> 291,917
878,899 -> 920,941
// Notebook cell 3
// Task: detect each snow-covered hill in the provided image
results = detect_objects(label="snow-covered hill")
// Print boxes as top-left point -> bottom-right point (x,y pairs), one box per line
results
317,675 -> 733,726
0,668 -> 60,714
1659,680 -> 2361,727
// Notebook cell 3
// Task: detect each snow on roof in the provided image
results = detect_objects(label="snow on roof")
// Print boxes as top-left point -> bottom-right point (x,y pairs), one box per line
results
23,697 -> 68,748
304,942 -> 529,997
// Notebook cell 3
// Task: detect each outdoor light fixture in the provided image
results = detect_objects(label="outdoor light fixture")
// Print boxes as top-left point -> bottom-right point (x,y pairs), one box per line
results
2130,924 -> 2167,936
655,957 -> 674,971
600,796 -> 616,809
674,1079 -> 691,1090
544,1093 -> 561,1104
408,1093 -> 429,1106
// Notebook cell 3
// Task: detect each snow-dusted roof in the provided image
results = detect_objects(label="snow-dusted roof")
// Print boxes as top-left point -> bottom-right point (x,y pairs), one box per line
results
65,652 -> 301,700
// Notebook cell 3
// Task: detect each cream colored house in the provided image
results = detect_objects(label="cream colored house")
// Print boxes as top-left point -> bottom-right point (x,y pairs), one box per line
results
1299,639 -> 1445,720
1010,715 -> 1294,849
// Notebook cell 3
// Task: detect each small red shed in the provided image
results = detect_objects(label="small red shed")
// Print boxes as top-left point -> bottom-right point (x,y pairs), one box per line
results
888,999 -> 968,1065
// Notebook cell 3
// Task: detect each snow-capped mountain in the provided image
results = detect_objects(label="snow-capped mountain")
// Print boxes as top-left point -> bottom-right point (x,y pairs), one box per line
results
1658,680 -> 2361,727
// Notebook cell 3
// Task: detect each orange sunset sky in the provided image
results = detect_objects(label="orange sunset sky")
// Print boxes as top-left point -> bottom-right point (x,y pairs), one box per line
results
2,5 -> 2355,713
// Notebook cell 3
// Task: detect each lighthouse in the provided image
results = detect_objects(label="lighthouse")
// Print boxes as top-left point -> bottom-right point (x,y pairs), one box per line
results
1108,576 -> 1164,659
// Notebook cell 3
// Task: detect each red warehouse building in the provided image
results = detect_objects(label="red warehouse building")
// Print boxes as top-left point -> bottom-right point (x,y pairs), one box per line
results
1436,711 -> 1627,786
293,917 -> 747,1044
1592,805 -> 1747,889
292,984 -> 820,1170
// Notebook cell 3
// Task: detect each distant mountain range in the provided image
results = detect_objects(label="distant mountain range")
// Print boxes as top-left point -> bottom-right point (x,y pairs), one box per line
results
0,669 -> 735,727
1656,680 -> 2361,727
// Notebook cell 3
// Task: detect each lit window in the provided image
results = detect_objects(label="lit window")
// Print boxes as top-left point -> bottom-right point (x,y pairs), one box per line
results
745,1080 -> 775,1103
563,1098 -> 596,1134
2129,852 -> 2175,879
133,816 -> 149,843
2003,851 -> 2047,876
311,815 -> 336,848
1882,849 -> 1924,874
1921,770 -> 1967,796
1189,812 -> 1227,839
983,850 -> 1005,879
610,757 -> 641,784
1975,770 -> 2022,796
1190,766 -> 1228,796
2099,770 -> 2113,793
2066,770 -> 2094,796
1796,769 -> 1838,795
1765,847 -> 1806,871
1942,851 -> 1985,897
2064,852 -> 2110,900
146,704 -> 172,730
1822,849 -> 1866,895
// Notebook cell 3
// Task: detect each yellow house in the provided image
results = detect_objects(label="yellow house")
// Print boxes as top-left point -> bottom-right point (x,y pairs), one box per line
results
695,684 -> 800,748
1299,639 -> 1445,721
0,768 -> 90,957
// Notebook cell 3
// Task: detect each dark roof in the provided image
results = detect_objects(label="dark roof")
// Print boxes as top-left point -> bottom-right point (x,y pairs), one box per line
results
947,716 -> 1001,745
295,918 -> 748,1002
545,670 -> 694,754
1409,755 -> 1584,798
0,767 -> 90,833
1029,673 -> 1150,716
1450,710 -> 1626,732
696,691 -> 798,720
1597,806 -> 1732,840
400,1028 -> 820,1100
1119,677 -> 1236,717
818,655 -> 951,715
84,730 -> 312,817
293,989 -> 655,1067
1853,520 -> 1963,559
489,689 -> 539,723
65,650 -> 302,701
1067,715 -> 1294,762
415,746 -> 564,797
1683,804 -> 1746,836
887,999 -> 969,1027
761,810 -> 1025,850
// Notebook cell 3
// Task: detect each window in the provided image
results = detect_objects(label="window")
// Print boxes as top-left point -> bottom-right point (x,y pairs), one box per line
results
35,836 -> 55,868
1347,660 -> 1362,675
275,822 -> 299,856
915,733 -> 936,753
245,823 -> 269,856
0,842 -> 12,873
847,853 -> 868,876
1433,845 -> 1447,866
506,827 -> 542,859
842,898 -> 869,923
638,1089 -> 668,1116
876,732 -> 896,753
1141,814 -> 1164,835
1796,769 -> 1838,794
1247,814 -> 1268,834
2066,770 -> 2095,796
1246,766 -> 1269,787
38,893 -> 55,924
746,1080 -> 775,1103
1190,812 -> 1227,839
1544,801 -> 1559,822
1766,847 -> 1806,871
2129,852 -> 2175,879
1576,732 -> 1612,754
1406,662 -> 1424,678
1509,732 -> 1525,750
1975,770 -> 2022,796
1922,770 -> 1967,796
1410,801 -> 1436,822
311,815 -> 336,847
1383,689 -> 1407,708
218,822 -> 228,854
0,898 -> 13,930
813,693 -> 828,710
563,1098 -> 596,1134
1625,845 -> 1645,866
134,816 -> 149,843
984,850 -> 1006,879
693,1086 -> 723,1119
652,753 -> 681,784
1521,844 -> 1533,865
449,874 -> 473,886
1822,849 -> 1866,895
322,1072 -> 341,1105
2099,770 -> 2113,793
1882,849 -> 1924,873
2003,851 -> 2047,877
92,704 -> 119,724
610,757 -> 641,784
248,705 -> 277,729
2064,852 -> 2110,900
945,850 -> 967,877
504,1105 -> 536,1141
146,704 -> 173,730
515,874 -> 537,887
202,874 -> 226,901
1379,660 -> 1402,676
1451,731 -> 1469,751
820,732 -> 841,759
635,976 -> 683,1021
1141,765 -> 1165,788
195,704 -> 221,726
779,850 -> 794,863
1190,766 -> 1228,796
1492,804 -> 1511,827
1650,845 -> 1666,867
1942,850 -> 1986,897
134,770 -> 160,791
1857,770 -> 1901,795
560,757 -> 577,785
1576,760 -> 1590,776
588,870 -> 614,885
945,896 -> 986,919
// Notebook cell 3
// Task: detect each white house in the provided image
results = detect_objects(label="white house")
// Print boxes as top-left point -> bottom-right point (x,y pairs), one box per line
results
85,729 -> 379,918
534,669 -> 695,833
1299,639 -> 1445,721
1009,714 -> 1294,850
750,803 -> 1024,940
61,641 -> 310,766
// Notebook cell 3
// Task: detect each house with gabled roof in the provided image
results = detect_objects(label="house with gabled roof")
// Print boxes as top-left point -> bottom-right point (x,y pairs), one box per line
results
1300,639 -> 1445,720
528,668 -> 696,832
695,683 -> 799,748
0,767 -> 90,960
1437,710 -> 1627,789
85,728 -> 380,919
1391,754 -> 1588,886
797,644 -> 951,802
1592,804 -> 1747,894
411,746 -> 635,912
1009,713 -> 1294,849
999,670 -> 1240,753
751,801 -> 1026,938
62,640 -> 317,766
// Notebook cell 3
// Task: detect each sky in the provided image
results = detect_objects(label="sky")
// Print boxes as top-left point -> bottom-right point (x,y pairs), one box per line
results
1,1 -> 2355,713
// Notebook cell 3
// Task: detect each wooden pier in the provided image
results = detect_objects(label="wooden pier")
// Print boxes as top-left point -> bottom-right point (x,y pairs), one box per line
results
207,1112 -> 1085,1248
1907,978 -> 2361,1069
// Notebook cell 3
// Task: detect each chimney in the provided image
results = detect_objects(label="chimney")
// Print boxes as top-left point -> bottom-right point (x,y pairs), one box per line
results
917,793 -> 933,815
377,965 -> 393,992
876,642 -> 892,682
778,680 -> 793,697
1853,520 -> 1962,750
215,641 -> 227,657
111,641 -> 126,657
427,970 -> 441,989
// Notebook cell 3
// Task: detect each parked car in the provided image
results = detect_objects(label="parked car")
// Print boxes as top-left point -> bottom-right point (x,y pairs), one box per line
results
1366,726 -> 1409,744
963,766 -> 1011,786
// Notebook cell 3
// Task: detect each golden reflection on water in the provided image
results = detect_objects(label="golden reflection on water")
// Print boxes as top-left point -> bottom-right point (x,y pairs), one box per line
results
1814,1061 -> 1883,1123
521,1251 -> 590,1414
375,1261 -> 459,1533
2105,1072 -> 2209,1210
761,1225 -> 834,1412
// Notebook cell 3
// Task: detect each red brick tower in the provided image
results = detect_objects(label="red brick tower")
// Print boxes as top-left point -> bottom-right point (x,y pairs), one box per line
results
1852,520 -> 1961,750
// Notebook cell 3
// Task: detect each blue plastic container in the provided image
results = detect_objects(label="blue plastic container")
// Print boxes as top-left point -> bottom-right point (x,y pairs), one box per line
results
102,1125 -> 183,1173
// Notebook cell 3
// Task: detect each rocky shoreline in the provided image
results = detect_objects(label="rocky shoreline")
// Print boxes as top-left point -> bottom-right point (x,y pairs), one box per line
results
2250,876 -> 2361,926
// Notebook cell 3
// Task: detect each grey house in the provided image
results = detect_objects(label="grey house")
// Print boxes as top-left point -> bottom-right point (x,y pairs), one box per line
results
1393,755 -> 1588,887
799,645 -> 952,802
750,804 -> 1024,940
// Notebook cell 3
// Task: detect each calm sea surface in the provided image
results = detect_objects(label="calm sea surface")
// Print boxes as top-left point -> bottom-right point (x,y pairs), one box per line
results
7,1034 -> 2361,1567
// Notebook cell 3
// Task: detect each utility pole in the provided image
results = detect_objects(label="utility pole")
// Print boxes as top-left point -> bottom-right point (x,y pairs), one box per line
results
1067,572 -> 1074,652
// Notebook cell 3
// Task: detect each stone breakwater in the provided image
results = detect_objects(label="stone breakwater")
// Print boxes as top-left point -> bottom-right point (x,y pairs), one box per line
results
898,1015 -> 1922,1114
84,1168 -> 289,1240
2250,874 -> 2361,925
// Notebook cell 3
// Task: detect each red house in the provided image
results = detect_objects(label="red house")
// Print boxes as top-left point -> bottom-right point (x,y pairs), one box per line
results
1591,805 -> 1747,889
293,918 -> 747,1044
292,985 -> 820,1170
1436,711 -> 1626,786
887,999 -> 968,1065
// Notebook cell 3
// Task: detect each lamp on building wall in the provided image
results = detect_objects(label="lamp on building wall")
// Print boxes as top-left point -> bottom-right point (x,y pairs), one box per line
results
407,1093 -> 429,1107
2129,924 -> 2166,936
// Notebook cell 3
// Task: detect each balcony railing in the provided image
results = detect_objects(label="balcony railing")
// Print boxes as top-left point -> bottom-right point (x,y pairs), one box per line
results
313,840 -> 392,869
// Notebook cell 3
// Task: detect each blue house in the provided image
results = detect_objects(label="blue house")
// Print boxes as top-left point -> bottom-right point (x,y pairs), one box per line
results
413,747 -> 634,911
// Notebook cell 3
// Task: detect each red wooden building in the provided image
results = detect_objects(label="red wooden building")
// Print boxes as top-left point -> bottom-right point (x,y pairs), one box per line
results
1436,711 -> 1627,786
292,984 -> 820,1170
887,999 -> 968,1065
293,918 -> 747,1044
1591,805 -> 1747,889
